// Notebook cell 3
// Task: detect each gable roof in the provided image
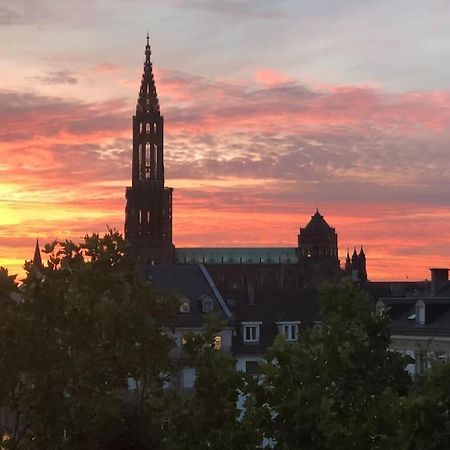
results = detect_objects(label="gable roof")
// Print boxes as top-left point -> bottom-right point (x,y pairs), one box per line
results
144,264 -> 232,327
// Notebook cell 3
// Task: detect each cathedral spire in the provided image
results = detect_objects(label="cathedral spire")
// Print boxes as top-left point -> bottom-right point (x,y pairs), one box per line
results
137,34 -> 160,115
125,36 -> 174,264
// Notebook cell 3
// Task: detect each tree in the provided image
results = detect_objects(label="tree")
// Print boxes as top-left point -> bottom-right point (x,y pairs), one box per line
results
163,316 -> 261,450
255,281 -> 412,450
403,361 -> 450,450
0,231 -> 178,449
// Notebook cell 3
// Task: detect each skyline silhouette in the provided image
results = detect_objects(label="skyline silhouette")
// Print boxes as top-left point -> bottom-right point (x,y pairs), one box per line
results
1,1 -> 450,280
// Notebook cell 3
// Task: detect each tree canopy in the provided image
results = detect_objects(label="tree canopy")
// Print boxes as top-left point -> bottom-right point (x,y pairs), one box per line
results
253,281 -> 413,449
0,231 -> 178,449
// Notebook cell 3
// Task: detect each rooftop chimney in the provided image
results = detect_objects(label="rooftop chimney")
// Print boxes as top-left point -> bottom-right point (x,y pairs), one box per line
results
430,268 -> 449,294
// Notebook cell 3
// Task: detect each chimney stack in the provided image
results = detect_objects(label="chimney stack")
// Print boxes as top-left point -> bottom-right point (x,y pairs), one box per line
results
430,268 -> 449,294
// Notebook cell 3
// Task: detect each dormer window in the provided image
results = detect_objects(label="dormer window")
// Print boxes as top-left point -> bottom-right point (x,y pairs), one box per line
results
416,301 -> 425,325
276,322 -> 300,341
201,295 -> 214,313
242,322 -> 262,343
179,297 -> 190,313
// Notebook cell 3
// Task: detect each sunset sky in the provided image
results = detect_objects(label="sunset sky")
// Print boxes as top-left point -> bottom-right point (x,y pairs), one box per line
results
1,0 -> 450,280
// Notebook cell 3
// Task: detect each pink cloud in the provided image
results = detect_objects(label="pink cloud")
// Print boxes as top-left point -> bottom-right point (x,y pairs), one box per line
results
254,69 -> 292,86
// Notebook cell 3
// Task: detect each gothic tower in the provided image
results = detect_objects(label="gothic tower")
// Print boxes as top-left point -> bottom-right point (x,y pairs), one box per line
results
297,210 -> 340,278
125,35 -> 174,264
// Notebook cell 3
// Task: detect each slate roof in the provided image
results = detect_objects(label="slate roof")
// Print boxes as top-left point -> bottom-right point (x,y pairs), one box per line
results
228,288 -> 320,355
434,281 -> 450,296
144,264 -> 231,328
378,296 -> 450,337
364,281 -> 428,299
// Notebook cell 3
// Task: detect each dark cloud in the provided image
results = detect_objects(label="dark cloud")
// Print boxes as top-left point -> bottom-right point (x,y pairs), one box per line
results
0,90 -> 129,142
35,70 -> 78,85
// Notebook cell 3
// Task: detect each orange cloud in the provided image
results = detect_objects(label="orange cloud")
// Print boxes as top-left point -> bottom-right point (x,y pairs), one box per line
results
1,69 -> 450,282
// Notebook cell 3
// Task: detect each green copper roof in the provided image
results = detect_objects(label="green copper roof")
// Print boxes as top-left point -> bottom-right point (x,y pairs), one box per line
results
175,248 -> 298,264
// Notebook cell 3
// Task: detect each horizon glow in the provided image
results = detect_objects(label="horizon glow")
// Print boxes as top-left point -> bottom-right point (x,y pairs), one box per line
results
1,0 -> 450,281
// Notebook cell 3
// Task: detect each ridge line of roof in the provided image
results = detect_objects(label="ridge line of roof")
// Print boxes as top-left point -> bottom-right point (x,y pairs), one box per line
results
198,264 -> 232,319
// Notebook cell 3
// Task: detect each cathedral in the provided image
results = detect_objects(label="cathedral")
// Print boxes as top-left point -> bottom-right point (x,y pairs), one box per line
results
31,36 -> 450,386
124,36 -> 368,287
120,37 -> 375,386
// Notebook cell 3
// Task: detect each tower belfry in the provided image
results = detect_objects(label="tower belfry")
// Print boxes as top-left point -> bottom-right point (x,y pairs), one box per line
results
125,35 -> 174,263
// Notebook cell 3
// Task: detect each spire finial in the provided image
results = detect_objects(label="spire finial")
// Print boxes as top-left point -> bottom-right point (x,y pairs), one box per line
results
136,33 -> 160,114
144,33 -> 151,64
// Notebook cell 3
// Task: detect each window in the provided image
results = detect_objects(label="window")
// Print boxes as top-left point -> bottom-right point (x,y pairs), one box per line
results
213,335 -> 221,350
201,295 -> 214,313
127,377 -> 139,390
276,322 -> 300,341
242,322 -> 262,343
245,326 -> 257,341
375,302 -> 385,316
179,297 -> 190,313
416,302 -> 425,325
313,321 -> 322,330
182,367 -> 196,389
403,350 -> 416,376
